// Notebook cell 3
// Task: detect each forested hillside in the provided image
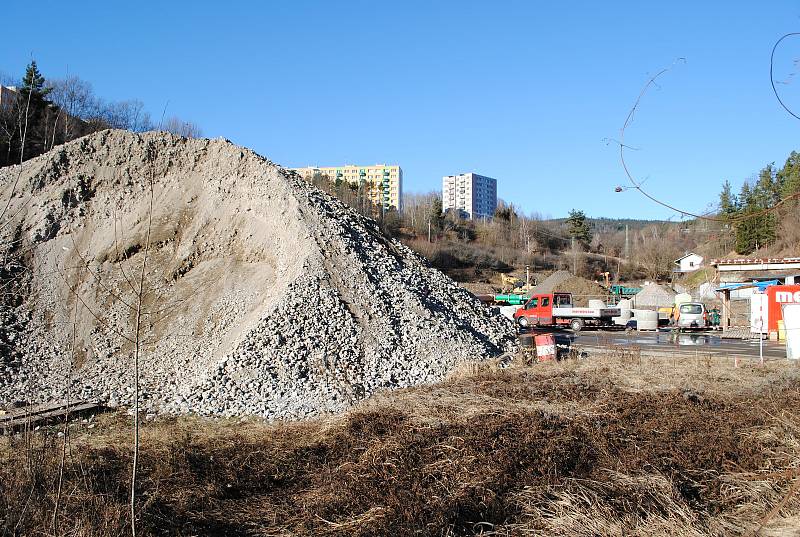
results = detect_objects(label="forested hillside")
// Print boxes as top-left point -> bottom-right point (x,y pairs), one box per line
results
717,151 -> 800,255
0,61 -> 201,168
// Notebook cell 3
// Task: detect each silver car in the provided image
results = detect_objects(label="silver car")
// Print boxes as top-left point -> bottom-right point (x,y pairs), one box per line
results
677,302 -> 707,330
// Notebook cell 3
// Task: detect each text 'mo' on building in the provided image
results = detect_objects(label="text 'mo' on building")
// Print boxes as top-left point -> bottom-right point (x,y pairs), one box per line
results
442,172 -> 497,219
291,164 -> 402,211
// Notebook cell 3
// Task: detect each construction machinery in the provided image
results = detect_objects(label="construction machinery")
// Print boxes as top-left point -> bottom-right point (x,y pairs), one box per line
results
500,273 -> 523,290
609,284 -> 642,298
494,293 -> 530,305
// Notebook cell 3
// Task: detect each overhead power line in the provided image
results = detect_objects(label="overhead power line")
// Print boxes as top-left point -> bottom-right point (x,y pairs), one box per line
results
616,55 -> 800,223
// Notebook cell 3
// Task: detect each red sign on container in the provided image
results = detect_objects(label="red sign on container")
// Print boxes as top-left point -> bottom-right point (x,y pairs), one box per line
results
766,285 -> 800,332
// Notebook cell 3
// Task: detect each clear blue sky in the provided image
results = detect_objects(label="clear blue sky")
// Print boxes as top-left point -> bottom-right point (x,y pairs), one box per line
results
3,1 -> 800,220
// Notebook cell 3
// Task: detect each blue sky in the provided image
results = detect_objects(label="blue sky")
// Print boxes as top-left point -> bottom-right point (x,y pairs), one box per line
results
3,1 -> 800,219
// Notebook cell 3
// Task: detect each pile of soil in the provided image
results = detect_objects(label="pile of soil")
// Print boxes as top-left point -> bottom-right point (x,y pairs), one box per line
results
634,283 -> 677,308
529,270 -> 607,306
0,130 -> 515,418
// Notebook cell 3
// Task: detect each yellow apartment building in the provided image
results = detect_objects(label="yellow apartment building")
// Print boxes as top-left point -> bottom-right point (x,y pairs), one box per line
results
292,164 -> 403,211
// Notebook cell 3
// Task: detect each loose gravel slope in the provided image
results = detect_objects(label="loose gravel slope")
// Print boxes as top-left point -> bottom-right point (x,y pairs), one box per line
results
0,130 -> 514,418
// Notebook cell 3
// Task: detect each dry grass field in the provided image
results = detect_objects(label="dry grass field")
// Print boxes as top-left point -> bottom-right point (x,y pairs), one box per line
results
2,354 -> 800,536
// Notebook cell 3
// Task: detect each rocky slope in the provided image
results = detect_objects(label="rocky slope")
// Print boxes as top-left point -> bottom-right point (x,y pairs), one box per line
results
0,130 -> 514,419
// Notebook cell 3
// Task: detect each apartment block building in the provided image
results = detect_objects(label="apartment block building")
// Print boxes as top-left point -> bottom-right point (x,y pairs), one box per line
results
442,172 -> 497,219
292,164 -> 403,211
0,85 -> 18,110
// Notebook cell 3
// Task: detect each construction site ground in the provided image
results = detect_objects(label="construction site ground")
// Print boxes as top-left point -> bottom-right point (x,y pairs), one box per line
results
519,327 -> 791,361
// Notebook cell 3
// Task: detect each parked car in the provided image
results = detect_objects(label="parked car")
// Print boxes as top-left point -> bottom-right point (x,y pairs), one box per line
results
676,302 -> 708,330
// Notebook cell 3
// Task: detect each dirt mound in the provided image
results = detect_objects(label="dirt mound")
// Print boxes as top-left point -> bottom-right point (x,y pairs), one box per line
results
530,270 -> 607,306
0,130 -> 514,418
634,283 -> 677,308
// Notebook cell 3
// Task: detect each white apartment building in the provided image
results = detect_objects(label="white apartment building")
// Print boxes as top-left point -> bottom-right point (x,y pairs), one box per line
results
442,172 -> 497,219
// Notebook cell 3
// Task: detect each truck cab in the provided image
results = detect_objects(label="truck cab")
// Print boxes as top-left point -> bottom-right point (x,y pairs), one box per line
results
514,293 -> 573,329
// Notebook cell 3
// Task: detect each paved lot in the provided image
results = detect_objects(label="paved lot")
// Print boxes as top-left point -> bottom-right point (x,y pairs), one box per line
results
518,328 -> 789,360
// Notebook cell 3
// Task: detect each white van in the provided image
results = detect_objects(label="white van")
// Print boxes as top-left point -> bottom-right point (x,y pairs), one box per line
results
676,302 -> 707,330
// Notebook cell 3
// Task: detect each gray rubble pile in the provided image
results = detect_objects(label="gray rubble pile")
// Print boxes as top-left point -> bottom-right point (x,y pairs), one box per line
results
0,130 -> 515,419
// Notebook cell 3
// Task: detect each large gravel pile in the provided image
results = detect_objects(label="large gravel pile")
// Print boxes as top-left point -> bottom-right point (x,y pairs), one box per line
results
632,283 -> 677,308
530,270 -> 607,306
0,130 -> 515,419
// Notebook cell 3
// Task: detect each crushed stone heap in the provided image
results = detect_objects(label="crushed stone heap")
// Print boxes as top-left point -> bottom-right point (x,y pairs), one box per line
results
0,130 -> 515,419
530,270 -> 607,307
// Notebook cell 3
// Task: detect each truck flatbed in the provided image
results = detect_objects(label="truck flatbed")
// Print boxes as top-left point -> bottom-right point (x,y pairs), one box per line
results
552,307 -> 620,318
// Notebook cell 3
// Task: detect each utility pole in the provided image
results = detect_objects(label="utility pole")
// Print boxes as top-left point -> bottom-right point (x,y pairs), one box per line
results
428,220 -> 432,243
624,224 -> 630,261
571,237 -> 577,275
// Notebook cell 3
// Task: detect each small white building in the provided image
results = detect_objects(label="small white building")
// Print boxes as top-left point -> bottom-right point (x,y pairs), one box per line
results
674,253 -> 704,273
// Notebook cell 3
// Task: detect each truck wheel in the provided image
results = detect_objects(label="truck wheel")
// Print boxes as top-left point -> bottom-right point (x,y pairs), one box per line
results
517,316 -> 529,328
570,318 -> 585,332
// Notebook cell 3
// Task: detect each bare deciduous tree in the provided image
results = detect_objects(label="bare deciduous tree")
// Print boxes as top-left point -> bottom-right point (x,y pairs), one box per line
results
99,100 -> 154,132
162,116 -> 201,138
48,76 -> 96,141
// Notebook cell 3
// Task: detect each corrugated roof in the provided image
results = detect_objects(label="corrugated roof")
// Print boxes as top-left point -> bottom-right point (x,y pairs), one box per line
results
719,269 -> 800,282
712,257 -> 800,266
716,280 -> 781,292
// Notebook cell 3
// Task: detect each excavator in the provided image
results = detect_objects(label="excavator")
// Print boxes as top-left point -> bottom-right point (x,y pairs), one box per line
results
496,273 -> 536,305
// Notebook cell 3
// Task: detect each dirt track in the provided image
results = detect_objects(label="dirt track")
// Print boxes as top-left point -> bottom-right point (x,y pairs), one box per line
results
520,328 -> 790,361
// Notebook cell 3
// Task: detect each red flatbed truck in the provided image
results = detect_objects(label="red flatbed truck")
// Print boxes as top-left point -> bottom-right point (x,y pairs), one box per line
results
513,292 -> 620,332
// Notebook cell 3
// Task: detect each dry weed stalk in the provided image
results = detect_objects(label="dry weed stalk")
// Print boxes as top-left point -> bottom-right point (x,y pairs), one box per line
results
130,138 -> 156,537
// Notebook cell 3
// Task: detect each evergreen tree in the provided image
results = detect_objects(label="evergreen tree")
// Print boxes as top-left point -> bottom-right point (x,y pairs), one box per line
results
734,183 -> 754,254
14,60 -> 53,162
753,165 -> 778,248
429,196 -> 444,231
778,151 -> 800,197
719,150 -> 800,255
754,164 -> 779,206
719,180 -> 737,215
566,209 -> 592,244
733,177 -> 777,254
19,61 -> 52,112
21,60 -> 50,98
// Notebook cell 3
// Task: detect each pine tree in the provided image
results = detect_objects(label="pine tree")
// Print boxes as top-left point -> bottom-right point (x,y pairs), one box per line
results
14,61 -> 54,162
20,60 -> 51,100
753,165 -> 778,248
429,196 -> 444,231
778,151 -> 800,197
734,183 -> 755,254
754,164 -> 779,206
719,180 -> 737,215
566,209 -> 592,244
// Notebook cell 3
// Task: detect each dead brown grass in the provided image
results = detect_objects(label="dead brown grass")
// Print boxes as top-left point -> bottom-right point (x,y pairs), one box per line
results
2,356 -> 800,536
